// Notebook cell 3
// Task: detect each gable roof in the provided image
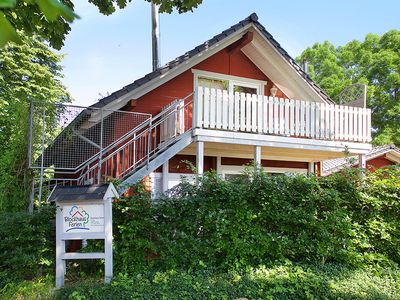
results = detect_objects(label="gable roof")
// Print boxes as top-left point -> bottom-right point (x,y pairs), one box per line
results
322,144 -> 400,175
48,183 -> 119,202
90,13 -> 334,110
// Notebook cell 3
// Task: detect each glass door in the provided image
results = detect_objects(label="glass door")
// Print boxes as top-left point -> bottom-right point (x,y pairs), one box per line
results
231,80 -> 260,95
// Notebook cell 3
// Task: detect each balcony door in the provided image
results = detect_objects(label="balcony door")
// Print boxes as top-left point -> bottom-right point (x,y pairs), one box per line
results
194,69 -> 265,96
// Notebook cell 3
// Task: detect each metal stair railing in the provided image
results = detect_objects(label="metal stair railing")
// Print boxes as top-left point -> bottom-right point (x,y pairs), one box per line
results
31,94 -> 193,204
77,94 -> 194,185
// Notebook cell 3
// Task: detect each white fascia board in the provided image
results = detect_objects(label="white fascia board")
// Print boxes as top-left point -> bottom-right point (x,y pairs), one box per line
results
192,69 -> 268,86
385,152 -> 400,164
193,128 -> 372,154
251,27 -> 329,104
101,25 -> 253,112
105,183 -> 119,199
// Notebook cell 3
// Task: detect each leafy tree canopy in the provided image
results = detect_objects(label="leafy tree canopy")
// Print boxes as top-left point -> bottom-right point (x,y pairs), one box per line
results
0,33 -> 71,212
0,0 -> 203,49
297,30 -> 400,146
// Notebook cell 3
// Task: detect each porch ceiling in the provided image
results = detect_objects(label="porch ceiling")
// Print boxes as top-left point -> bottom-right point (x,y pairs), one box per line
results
179,142 -> 346,162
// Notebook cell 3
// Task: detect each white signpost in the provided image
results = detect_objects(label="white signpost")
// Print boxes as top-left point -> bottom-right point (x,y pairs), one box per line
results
51,184 -> 119,288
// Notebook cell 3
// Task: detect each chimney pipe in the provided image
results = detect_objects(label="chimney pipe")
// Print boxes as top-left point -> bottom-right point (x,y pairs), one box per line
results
151,2 -> 160,71
304,61 -> 309,74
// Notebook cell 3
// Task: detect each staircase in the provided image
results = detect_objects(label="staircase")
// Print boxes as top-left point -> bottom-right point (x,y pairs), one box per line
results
33,94 -> 194,202
77,96 -> 194,193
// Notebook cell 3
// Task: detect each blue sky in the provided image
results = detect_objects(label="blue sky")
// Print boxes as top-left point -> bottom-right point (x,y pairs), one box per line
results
60,0 -> 400,106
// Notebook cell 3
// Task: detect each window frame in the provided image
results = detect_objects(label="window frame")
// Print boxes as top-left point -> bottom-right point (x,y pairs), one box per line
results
220,164 -> 308,179
192,69 -> 266,95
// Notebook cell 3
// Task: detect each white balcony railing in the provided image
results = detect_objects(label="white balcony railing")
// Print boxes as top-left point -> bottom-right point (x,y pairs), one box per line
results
194,87 -> 371,143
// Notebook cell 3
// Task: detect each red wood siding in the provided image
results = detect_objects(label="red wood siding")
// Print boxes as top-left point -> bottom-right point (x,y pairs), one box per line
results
355,156 -> 396,171
128,44 -> 286,116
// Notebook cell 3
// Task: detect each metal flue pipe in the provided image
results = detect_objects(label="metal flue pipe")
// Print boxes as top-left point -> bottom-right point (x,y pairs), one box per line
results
151,2 -> 160,71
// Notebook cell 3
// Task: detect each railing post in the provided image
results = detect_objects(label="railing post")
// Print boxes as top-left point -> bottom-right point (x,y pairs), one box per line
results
38,109 -> 46,208
28,102 -> 34,168
147,119 -> 152,168
192,86 -> 198,129
97,109 -> 104,184
28,180 -> 35,214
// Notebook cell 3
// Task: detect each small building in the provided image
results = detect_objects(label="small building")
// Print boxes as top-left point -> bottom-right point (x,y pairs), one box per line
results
322,144 -> 400,176
31,13 -> 372,199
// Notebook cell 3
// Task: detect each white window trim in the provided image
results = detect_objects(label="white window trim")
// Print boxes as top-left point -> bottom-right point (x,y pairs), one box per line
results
192,69 -> 266,95
220,165 -> 307,179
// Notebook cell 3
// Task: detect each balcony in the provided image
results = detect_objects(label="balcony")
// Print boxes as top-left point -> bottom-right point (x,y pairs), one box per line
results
191,87 -> 371,146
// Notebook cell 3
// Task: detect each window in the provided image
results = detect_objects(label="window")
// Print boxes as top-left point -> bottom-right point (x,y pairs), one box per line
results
193,70 -> 265,96
220,164 -> 307,179
233,84 -> 257,94
198,76 -> 228,91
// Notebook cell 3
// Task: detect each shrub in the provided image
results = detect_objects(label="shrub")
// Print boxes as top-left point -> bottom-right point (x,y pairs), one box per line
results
113,168 -> 379,273
113,184 -> 158,273
0,206 -> 55,288
353,166 -> 400,264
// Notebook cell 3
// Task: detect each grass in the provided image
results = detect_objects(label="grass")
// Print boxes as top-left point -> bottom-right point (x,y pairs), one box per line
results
3,263 -> 398,300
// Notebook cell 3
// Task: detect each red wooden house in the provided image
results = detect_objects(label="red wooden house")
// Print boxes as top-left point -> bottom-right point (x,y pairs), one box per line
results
33,13 -> 372,199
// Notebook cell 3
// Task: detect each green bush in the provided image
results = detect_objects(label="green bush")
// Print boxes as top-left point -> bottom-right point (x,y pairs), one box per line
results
112,166 -> 400,273
111,168 -> 364,272
0,206 -> 55,289
353,166 -> 400,264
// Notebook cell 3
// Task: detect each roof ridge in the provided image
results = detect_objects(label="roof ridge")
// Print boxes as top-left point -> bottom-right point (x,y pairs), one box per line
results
90,12 -> 334,109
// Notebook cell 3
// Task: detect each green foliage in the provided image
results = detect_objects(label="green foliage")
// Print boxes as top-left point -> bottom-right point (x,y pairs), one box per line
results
353,167 -> 400,264
0,275 -> 54,300
1,168 -> 400,299
112,168 -> 400,273
113,184 -> 158,273
54,264 -> 400,300
297,30 -> 400,146
0,206 -> 56,289
0,0 -> 77,49
0,0 -> 203,49
0,34 -> 71,212
153,171 -> 355,269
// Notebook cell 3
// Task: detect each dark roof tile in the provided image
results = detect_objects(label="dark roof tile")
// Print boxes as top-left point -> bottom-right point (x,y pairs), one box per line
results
48,184 -> 112,202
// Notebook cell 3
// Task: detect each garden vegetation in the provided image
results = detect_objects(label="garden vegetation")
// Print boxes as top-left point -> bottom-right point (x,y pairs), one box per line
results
1,166 -> 399,299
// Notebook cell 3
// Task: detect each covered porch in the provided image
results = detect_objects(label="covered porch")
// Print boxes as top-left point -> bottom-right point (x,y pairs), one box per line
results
154,137 -> 371,195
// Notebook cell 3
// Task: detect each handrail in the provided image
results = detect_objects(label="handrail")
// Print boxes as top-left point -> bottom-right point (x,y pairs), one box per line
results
77,94 -> 194,184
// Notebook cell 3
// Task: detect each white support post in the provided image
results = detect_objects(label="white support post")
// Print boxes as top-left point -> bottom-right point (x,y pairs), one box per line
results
104,197 -> 113,284
359,154 -> 367,182
196,141 -> 204,175
254,145 -> 261,167
162,160 -> 169,192
55,206 -> 65,289
359,154 -> 366,170
216,156 -> 222,177
308,162 -> 315,175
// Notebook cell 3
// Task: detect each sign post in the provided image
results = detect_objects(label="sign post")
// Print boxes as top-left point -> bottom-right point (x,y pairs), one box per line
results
49,184 -> 119,288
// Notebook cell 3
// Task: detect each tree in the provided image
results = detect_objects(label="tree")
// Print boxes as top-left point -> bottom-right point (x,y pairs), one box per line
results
297,30 -> 400,146
0,0 -> 203,49
0,33 -> 71,212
